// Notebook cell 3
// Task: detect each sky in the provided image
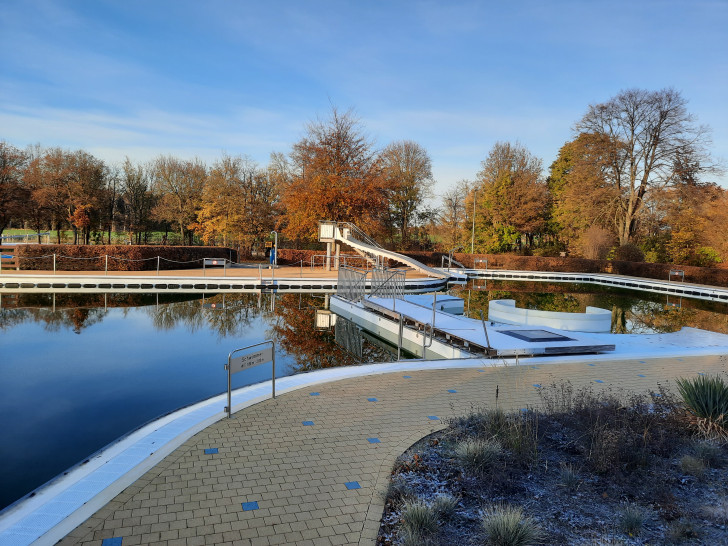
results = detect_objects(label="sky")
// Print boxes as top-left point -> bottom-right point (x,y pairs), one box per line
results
1,0 -> 727,198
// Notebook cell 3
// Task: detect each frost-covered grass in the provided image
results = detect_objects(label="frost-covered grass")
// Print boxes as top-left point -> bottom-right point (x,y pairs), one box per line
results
378,379 -> 728,545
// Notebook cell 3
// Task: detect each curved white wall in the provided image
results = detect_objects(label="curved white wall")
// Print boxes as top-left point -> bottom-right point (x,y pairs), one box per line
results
488,299 -> 612,333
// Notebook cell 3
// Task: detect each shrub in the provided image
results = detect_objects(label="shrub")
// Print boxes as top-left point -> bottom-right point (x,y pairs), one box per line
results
400,499 -> 438,541
454,438 -> 502,475
481,504 -> 542,546
675,374 -> 728,438
692,440 -> 723,467
614,243 -> 645,262
432,494 -> 459,519
619,505 -> 645,536
694,246 -> 722,267
451,408 -> 538,465
558,462 -> 581,490
679,455 -> 705,478
576,226 -> 615,260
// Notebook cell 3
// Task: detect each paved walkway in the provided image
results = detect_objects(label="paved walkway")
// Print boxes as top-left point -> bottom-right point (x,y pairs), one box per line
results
58,354 -> 726,546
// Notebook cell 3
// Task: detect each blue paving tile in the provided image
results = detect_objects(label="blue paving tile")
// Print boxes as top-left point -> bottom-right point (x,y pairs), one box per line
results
310,392 -> 320,396
587,363 -> 596,367
698,372 -> 706,376
531,366 -> 539,369
403,375 -> 412,379
594,380 -> 604,383
639,360 -> 647,364
447,389 -> 457,393
302,421 -> 314,426
241,501 -> 259,511
368,397 -> 378,402
637,374 -> 646,378
533,383 -> 542,388
427,415 -> 439,420
477,369 -> 485,372
204,448 -> 218,455
345,481 -> 361,490
102,539 -> 123,546
367,437 -> 381,443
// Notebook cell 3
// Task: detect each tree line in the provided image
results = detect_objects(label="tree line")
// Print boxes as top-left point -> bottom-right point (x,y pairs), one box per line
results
1,90 -> 725,266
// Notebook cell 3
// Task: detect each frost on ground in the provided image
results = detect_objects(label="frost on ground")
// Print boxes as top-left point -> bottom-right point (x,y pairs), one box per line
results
377,381 -> 728,545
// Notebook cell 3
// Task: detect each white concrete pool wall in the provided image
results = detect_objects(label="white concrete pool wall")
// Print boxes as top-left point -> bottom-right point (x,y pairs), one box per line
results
488,299 -> 612,333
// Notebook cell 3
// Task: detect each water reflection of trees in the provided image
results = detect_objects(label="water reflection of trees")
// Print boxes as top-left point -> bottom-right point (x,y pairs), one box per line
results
0,304 -> 108,334
451,282 -> 728,334
270,294 -> 390,373
144,293 -> 264,339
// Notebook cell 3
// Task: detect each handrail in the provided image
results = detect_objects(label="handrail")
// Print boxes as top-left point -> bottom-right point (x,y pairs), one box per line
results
337,222 -> 381,249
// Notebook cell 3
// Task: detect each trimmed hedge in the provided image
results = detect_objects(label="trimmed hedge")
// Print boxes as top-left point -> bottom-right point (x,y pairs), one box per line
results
15,245 -> 237,272
401,251 -> 728,288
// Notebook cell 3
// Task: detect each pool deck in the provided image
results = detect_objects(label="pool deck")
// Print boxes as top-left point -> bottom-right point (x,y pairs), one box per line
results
1,351 -> 726,546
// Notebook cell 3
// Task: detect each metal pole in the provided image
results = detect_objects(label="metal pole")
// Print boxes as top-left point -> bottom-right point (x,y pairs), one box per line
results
432,293 -> 437,328
397,313 -> 403,361
203,259 -> 206,277
479,310 -> 492,355
53,253 -> 56,275
105,255 -> 108,276
272,342 -> 276,399
224,259 -> 227,277
471,189 -> 477,254
226,353 -> 232,418
157,256 -> 160,276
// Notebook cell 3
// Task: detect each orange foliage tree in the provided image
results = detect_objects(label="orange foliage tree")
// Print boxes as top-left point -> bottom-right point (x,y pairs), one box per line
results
280,108 -> 386,243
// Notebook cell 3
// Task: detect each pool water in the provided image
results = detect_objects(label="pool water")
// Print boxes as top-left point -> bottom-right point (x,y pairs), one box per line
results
1,283 -> 727,510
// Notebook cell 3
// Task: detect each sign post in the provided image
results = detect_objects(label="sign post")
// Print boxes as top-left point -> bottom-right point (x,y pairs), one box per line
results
224,340 -> 275,418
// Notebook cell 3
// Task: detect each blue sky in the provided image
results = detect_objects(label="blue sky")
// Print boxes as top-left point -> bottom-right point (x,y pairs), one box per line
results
1,0 -> 726,196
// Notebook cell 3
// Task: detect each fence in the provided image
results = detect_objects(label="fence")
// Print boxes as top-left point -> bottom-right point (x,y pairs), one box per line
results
337,266 -> 368,302
309,254 -> 384,270
336,265 -> 406,302
370,268 -> 405,299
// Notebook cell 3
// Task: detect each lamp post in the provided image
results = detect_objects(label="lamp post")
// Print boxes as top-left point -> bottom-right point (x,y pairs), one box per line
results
470,188 -> 477,254
270,231 -> 278,267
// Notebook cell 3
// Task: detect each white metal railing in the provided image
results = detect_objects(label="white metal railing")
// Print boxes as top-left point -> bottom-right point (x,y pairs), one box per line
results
337,266 -> 368,302
370,268 -> 405,300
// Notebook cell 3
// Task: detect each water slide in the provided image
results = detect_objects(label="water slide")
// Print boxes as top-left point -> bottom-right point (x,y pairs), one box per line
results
319,221 -> 466,281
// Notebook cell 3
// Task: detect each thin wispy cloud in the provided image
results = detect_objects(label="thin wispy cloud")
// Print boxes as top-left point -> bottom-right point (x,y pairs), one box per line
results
1,0 -> 725,190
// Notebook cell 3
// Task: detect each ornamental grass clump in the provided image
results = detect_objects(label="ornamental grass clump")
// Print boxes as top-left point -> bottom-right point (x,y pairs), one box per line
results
454,438 -> 503,475
675,374 -> 728,438
481,504 -> 542,546
618,504 -> 645,537
400,499 -> 438,543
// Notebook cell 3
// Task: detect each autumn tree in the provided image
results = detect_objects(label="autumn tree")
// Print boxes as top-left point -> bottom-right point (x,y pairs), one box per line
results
440,180 -> 470,251
281,108 -> 386,242
121,158 -> 155,244
65,150 -> 106,244
0,142 -> 29,237
193,154 -> 277,252
547,133 -> 619,254
574,88 -> 716,246
151,155 -> 206,245
473,142 -> 547,252
380,140 -> 434,247
22,148 -> 106,244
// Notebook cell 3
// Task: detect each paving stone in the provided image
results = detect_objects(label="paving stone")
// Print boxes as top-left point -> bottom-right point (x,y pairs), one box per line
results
59,357 -> 726,545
